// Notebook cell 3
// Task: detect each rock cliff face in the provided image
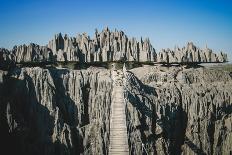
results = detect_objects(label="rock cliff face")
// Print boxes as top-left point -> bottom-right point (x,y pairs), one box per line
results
0,48 -> 12,62
0,48 -> 14,69
124,66 -> 232,155
157,42 -> 228,63
11,44 -> 53,62
0,67 -> 112,155
0,44 -> 52,63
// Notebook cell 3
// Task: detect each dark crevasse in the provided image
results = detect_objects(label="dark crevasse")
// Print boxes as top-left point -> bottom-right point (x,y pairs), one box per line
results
0,67 -> 113,155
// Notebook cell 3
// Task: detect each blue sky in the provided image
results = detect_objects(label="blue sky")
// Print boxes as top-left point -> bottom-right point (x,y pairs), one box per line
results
0,0 -> 232,61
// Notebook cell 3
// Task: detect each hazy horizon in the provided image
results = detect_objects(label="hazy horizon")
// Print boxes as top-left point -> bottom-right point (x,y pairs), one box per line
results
0,0 -> 231,61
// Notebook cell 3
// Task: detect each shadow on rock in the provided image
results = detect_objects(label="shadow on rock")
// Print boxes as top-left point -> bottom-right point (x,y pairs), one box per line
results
48,68 -> 88,154
184,136 -> 207,155
0,71 -> 69,155
124,70 -> 157,118
125,70 -> 189,154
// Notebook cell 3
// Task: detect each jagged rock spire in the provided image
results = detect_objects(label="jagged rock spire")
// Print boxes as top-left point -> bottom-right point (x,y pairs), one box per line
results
0,28 -> 228,64
157,42 -> 227,63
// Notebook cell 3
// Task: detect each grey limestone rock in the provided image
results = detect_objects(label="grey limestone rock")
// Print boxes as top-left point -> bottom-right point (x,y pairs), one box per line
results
0,29 -> 229,65
0,28 -> 157,64
157,42 -> 228,63
124,65 -> 232,155
0,48 -> 12,62
11,43 -> 53,63
0,67 -> 112,155
0,64 -> 232,155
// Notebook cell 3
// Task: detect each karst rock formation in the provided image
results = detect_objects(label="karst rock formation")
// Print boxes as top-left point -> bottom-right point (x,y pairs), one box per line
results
0,28 -> 228,66
0,28 -> 231,155
157,42 -> 227,63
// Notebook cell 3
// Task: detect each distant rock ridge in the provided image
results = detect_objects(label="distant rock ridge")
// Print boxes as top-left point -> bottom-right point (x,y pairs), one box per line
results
0,28 -> 228,65
158,42 -> 228,63
0,43 -> 52,63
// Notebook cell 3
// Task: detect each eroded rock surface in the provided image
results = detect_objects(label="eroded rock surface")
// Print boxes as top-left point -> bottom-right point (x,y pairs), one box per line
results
12,43 -> 53,62
47,28 -> 156,62
0,29 -> 228,67
0,28 -> 156,64
124,65 -> 232,155
0,67 -> 112,155
0,61 -> 231,155
157,42 -> 228,63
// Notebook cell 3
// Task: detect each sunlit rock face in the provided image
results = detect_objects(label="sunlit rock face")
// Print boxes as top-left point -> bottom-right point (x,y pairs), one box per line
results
11,44 -> 53,63
0,28 -> 156,64
124,66 -> 232,155
47,28 -> 156,62
0,28 -> 228,66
